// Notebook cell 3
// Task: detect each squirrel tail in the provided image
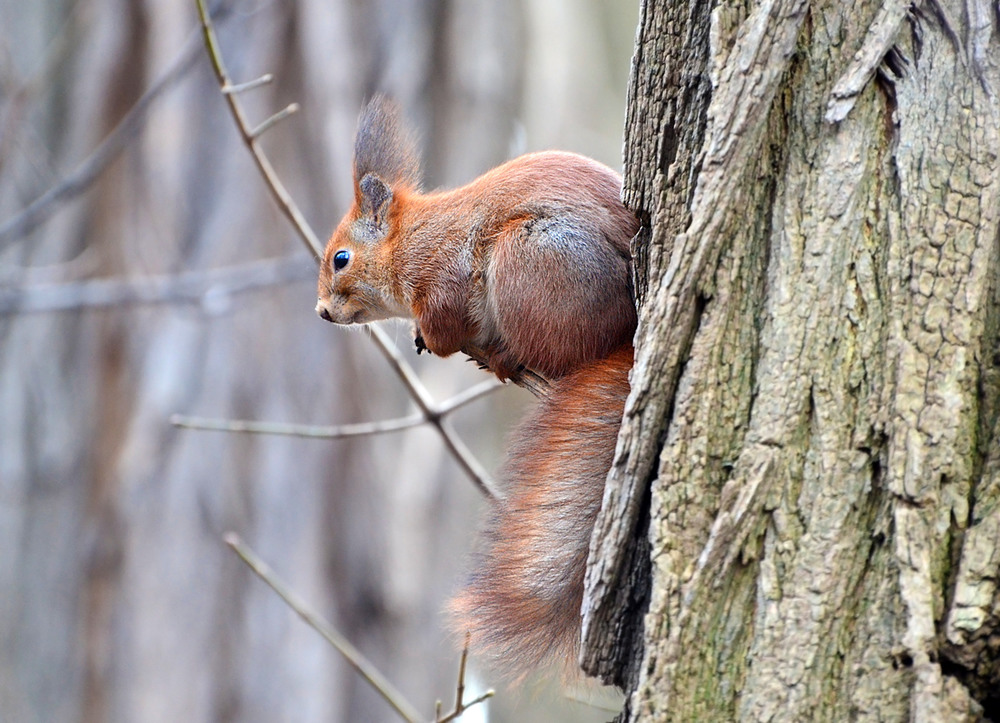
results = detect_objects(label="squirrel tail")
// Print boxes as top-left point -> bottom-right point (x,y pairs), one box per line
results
449,345 -> 633,682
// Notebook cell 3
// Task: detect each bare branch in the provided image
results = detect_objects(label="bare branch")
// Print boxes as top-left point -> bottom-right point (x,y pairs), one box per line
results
170,378 -> 502,440
435,378 -> 505,415
222,74 -> 273,94
193,0 -> 323,257
363,324 -> 498,497
170,413 -> 425,439
250,103 -> 299,139
434,633 -> 495,723
0,21 -> 210,248
0,255 -> 313,314
193,0 -> 514,498
224,533 -> 423,723
170,379 -> 503,496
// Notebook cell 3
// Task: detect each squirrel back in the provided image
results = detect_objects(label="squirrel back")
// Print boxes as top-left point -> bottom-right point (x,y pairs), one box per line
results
448,346 -> 633,681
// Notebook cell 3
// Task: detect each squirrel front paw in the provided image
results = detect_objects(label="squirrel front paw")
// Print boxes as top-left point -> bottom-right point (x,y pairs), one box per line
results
414,326 -> 428,355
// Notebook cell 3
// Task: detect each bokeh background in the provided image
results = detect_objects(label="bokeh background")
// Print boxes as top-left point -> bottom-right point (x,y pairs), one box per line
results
0,0 -> 637,720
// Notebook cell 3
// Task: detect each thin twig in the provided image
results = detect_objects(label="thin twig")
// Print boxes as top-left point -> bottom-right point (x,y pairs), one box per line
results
434,378 -> 504,415
0,20 -> 212,248
250,103 -> 299,139
224,533 -> 423,723
193,0 -> 323,257
365,325 -> 498,498
222,73 -> 273,94
434,633 -> 494,723
170,377 -> 502,439
193,0 -> 505,498
562,689 -> 625,713
454,636 -> 469,714
0,254 -> 313,314
170,413 -> 425,439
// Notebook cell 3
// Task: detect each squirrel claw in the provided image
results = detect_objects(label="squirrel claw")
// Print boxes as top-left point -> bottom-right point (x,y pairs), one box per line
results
466,353 -> 524,383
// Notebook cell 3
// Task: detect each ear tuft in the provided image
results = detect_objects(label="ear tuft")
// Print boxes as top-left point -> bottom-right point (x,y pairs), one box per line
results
353,95 -> 421,189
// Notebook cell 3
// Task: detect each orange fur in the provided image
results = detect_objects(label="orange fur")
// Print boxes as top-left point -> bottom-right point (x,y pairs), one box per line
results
449,347 -> 632,682
316,97 -> 637,681
316,96 -> 638,380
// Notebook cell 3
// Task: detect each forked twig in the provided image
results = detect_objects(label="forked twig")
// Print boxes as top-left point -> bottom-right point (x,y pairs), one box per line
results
434,633 -> 494,723
193,0 -> 322,256
227,534 -> 494,723
197,4 -> 500,718
193,0 -> 520,498
224,533 -> 423,723
363,325 -> 496,496
170,378 -> 503,440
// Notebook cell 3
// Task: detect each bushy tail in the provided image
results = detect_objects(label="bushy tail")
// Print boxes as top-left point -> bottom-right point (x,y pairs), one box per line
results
449,346 -> 632,682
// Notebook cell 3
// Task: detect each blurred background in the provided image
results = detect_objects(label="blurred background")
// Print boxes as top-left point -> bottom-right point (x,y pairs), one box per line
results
0,0 -> 636,720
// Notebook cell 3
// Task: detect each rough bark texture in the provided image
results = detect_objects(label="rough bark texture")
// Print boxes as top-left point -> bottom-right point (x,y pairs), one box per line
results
584,0 -> 1000,720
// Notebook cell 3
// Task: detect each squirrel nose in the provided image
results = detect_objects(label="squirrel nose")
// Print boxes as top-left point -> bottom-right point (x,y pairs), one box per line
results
316,302 -> 333,323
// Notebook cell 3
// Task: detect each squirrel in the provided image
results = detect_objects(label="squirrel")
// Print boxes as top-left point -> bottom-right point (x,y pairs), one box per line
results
316,96 -> 638,681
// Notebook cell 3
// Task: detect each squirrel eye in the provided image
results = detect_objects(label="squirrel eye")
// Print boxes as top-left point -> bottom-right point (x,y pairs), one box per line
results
333,249 -> 350,271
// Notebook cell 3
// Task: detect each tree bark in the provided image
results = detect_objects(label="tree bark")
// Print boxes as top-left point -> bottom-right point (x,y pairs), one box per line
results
585,0 -> 1000,720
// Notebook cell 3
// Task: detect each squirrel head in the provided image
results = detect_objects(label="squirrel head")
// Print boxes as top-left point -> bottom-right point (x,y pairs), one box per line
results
317,96 -> 420,325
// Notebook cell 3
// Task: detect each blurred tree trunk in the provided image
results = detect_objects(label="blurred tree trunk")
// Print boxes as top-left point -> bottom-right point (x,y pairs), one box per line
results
584,0 -> 1000,720
0,1 -> 523,721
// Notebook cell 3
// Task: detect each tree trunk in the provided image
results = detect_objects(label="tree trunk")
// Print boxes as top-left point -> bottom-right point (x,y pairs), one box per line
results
584,0 -> 1000,720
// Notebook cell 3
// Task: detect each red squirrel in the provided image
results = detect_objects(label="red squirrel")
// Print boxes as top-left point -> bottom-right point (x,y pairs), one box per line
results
316,96 -> 638,681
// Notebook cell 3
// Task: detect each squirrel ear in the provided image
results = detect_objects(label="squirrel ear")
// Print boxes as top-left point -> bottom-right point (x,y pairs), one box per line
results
358,173 -> 393,233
